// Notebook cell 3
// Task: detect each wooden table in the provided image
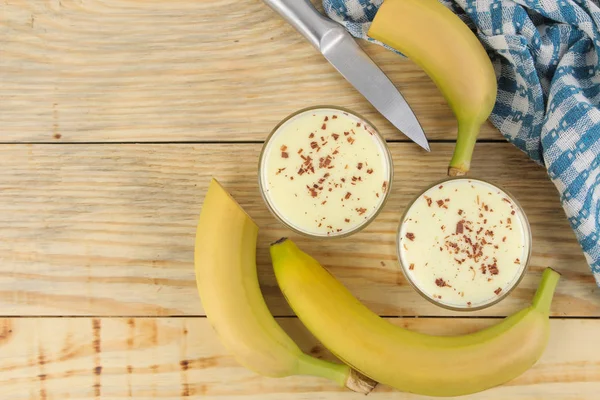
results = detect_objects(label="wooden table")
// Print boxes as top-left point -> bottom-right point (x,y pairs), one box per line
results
1,1 -> 599,399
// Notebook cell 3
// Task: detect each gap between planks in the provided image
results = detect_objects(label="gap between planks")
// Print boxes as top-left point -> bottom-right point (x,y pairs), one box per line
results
0,139 -> 509,145
2,315 -> 600,320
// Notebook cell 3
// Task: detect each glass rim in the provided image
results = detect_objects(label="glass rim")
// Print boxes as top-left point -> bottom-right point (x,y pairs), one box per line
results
258,105 -> 394,239
396,176 -> 533,311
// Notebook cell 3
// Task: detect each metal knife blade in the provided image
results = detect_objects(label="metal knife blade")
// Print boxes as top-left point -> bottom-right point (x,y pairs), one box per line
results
262,0 -> 429,151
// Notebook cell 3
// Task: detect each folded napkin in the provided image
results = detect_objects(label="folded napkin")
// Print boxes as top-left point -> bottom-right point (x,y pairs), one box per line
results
324,0 -> 600,285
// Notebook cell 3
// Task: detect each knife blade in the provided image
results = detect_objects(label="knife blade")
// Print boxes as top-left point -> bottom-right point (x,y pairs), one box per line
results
262,0 -> 429,151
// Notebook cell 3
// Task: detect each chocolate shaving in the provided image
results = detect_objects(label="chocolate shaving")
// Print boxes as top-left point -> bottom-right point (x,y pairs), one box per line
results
425,196 -> 433,207
406,232 -> 415,241
435,278 -> 450,287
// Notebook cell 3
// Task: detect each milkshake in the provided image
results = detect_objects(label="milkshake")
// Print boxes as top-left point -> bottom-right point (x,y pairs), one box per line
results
398,178 -> 531,310
259,107 -> 393,238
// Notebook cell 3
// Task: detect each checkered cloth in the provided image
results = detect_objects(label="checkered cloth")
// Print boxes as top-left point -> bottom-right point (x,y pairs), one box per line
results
324,0 -> 600,285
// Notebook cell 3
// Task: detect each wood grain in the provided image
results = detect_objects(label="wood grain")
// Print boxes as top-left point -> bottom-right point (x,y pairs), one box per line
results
2,2 -> 598,398
0,0 -> 502,143
0,143 -> 596,317
0,317 -> 598,399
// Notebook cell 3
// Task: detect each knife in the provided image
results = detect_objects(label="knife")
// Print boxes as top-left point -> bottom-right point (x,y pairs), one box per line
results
262,0 -> 429,151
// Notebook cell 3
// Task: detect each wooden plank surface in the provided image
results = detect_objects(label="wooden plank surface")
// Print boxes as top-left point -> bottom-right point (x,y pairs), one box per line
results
0,0 -> 502,143
2,1 -> 598,399
0,143 -> 597,317
1,317 -> 598,399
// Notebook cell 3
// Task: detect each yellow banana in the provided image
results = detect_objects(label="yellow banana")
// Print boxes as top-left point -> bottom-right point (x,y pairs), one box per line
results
194,179 -> 375,393
368,0 -> 497,176
271,238 -> 560,397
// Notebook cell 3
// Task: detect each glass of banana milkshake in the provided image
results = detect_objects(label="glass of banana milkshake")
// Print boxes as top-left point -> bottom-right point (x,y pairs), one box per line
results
259,106 -> 393,238
397,178 -> 531,310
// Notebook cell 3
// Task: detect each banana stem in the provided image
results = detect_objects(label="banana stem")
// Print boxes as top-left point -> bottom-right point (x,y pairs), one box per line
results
532,268 -> 561,315
295,354 -> 350,387
448,121 -> 482,176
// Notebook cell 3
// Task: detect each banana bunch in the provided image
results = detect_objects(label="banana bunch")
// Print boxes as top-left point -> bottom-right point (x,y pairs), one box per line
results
270,238 -> 560,397
368,0 -> 498,176
194,179 -> 375,394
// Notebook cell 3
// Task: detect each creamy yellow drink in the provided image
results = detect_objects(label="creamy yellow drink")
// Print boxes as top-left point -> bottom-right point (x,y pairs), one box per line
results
259,108 -> 392,237
398,178 -> 531,309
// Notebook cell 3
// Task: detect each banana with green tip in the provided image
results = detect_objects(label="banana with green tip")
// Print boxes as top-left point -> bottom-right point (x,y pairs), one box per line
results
271,238 -> 560,397
368,0 -> 497,176
194,179 -> 376,393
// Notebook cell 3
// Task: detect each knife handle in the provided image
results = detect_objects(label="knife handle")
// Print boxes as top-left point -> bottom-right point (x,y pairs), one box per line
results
262,0 -> 341,49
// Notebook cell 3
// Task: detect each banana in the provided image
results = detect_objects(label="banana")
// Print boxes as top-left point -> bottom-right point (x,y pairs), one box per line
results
194,179 -> 375,393
368,0 -> 497,176
271,238 -> 560,397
